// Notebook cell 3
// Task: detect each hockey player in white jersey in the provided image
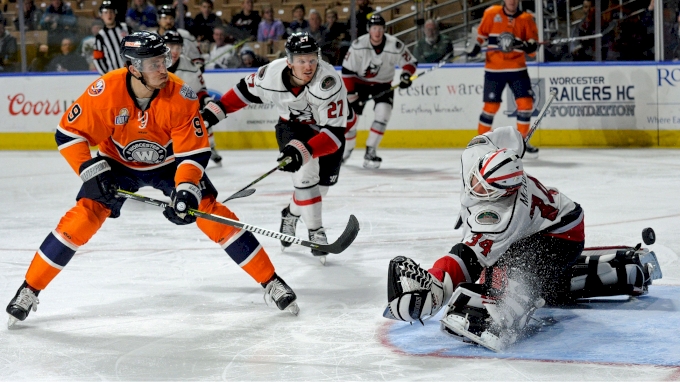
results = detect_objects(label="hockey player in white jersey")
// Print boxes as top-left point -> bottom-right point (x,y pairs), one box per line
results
341,14 -> 417,169
163,30 -> 222,165
155,5 -> 204,68
201,32 -> 357,262
382,126 -> 662,351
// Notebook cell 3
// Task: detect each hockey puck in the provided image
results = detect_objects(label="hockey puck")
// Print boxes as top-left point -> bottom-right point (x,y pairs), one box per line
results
642,227 -> 656,245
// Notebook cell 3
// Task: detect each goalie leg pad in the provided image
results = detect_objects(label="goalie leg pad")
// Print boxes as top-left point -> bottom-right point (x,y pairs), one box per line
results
383,256 -> 453,323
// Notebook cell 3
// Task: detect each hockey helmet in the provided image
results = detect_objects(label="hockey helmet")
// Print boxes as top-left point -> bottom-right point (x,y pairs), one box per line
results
465,148 -> 524,201
366,14 -> 386,30
157,4 -> 176,17
120,31 -> 171,72
284,32 -> 320,61
99,0 -> 116,13
163,30 -> 184,45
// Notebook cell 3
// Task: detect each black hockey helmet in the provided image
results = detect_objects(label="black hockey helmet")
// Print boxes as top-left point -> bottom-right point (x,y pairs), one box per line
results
99,0 -> 116,12
285,32 -> 320,61
367,14 -> 386,30
162,30 -> 184,45
157,4 -> 176,17
120,31 -> 171,71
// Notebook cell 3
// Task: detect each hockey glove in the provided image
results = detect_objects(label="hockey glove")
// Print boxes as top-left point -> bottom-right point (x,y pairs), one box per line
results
399,72 -> 413,89
163,183 -> 202,225
277,139 -> 312,173
79,157 -> 119,204
200,100 -> 227,129
515,39 -> 538,54
466,42 -> 481,57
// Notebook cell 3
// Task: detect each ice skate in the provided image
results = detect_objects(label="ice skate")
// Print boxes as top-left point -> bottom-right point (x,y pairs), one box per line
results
341,148 -> 353,164
262,273 -> 299,316
210,148 -> 223,166
308,227 -> 328,265
524,143 -> 539,159
279,206 -> 299,251
6,281 -> 40,329
363,146 -> 382,169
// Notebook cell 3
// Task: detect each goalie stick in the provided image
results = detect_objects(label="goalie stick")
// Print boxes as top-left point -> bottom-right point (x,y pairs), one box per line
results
222,157 -> 291,203
116,189 -> 360,254
358,51 -> 454,107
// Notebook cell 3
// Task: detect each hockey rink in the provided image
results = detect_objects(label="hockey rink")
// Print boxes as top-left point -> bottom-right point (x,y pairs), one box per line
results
1,147 -> 679,381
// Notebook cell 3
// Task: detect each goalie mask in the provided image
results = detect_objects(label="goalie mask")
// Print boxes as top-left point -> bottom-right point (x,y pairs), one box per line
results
465,148 -> 524,201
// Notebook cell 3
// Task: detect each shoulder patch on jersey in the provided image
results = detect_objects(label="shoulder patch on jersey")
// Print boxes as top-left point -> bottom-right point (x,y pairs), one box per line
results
395,40 -> 403,49
467,136 -> 489,148
88,79 -> 105,97
179,83 -> 198,100
123,140 -> 167,164
257,64 -> 268,80
475,210 -> 501,225
115,108 -> 130,125
320,75 -> 336,91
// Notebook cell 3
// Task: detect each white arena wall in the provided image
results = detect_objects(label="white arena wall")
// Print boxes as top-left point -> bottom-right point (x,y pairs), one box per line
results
2,62 -> 680,150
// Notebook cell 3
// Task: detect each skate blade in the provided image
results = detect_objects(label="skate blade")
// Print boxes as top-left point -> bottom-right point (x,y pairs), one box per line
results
363,160 -> 381,169
440,314 -> 503,352
317,255 -> 327,265
7,315 -> 19,329
287,302 -> 300,316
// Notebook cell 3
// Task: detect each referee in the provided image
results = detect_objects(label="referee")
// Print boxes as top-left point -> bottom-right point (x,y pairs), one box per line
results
93,0 -> 132,74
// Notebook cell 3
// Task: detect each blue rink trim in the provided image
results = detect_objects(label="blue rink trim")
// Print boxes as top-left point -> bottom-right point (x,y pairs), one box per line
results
382,286 -> 680,367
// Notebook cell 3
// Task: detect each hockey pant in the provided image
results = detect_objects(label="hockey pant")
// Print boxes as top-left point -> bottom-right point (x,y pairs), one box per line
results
477,97 -> 533,138
23,196 -> 276,291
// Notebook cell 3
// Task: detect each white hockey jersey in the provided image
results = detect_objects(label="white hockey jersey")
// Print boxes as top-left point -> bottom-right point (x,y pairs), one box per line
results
342,33 -> 417,84
169,55 -> 207,98
152,27 -> 203,65
459,126 -> 584,268
232,58 -> 348,130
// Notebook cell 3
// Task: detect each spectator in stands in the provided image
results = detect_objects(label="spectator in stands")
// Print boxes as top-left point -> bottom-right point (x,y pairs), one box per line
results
355,0 -> 373,36
304,10 -> 326,51
231,0 -> 261,40
641,0 -> 680,61
125,0 -> 158,31
257,5 -> 284,43
172,0 -> 194,31
0,17 -> 18,72
14,0 -> 42,31
237,46 -> 268,68
80,20 -> 103,71
205,25 -> 239,69
40,0 -> 77,52
412,19 -> 452,63
46,37 -> 89,72
29,44 -> 51,71
569,0 -> 613,61
286,4 -> 308,37
192,0 -> 222,42
323,8 -> 348,65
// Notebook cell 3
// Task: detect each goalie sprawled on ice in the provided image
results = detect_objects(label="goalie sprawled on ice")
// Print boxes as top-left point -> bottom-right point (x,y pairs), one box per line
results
382,126 -> 662,352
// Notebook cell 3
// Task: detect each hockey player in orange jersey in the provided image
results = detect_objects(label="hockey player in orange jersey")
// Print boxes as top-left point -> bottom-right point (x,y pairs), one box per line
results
466,0 -> 540,157
5,31 -> 298,328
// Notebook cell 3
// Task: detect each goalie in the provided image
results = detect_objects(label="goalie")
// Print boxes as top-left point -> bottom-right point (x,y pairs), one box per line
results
382,126 -> 662,352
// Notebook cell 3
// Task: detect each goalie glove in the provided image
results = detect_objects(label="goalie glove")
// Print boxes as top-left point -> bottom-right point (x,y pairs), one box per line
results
383,256 -> 453,323
201,100 -> 227,129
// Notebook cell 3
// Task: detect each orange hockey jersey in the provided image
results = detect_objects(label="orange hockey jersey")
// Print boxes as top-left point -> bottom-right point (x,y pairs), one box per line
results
55,68 -> 210,186
476,5 -> 538,72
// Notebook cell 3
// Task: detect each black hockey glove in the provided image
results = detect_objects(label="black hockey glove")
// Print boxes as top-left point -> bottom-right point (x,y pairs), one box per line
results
277,139 -> 312,173
163,183 -> 202,225
79,157 -> 119,204
399,72 -> 413,89
200,100 -> 227,129
515,40 -> 538,54
466,42 -> 481,57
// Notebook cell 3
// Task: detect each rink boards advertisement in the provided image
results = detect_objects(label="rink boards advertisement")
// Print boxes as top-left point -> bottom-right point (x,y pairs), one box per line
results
1,63 -> 680,149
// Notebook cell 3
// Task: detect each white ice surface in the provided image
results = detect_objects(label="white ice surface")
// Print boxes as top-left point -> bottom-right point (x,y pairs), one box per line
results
1,148 -> 679,381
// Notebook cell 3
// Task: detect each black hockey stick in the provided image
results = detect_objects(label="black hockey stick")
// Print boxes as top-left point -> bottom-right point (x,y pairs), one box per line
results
524,89 -> 557,143
221,157 -> 292,203
358,51 -> 454,107
116,189 -> 360,254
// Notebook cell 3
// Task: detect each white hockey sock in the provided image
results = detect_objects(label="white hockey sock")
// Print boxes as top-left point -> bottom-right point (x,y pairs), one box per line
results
289,186 -> 323,230
366,121 -> 386,148
207,126 -> 216,150
344,126 -> 357,156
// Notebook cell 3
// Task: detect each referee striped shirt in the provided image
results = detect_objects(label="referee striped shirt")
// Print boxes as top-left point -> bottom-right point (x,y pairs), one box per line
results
93,22 -> 132,75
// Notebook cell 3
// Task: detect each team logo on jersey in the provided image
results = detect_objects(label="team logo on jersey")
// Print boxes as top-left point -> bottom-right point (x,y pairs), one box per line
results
466,136 -> 489,148
288,104 -> 317,124
363,62 -> 381,79
137,111 -> 149,129
88,79 -> 105,97
320,76 -> 336,91
123,140 -> 167,164
498,32 -> 516,52
475,210 -> 501,225
494,14 -> 502,23
115,108 -> 130,125
257,65 -> 268,80
179,84 -> 198,100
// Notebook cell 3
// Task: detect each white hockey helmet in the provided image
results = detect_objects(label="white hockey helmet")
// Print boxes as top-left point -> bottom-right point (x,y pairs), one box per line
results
465,148 -> 524,201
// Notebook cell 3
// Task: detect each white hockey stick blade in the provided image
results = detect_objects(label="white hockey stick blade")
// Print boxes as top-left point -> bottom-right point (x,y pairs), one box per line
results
440,313 -> 505,352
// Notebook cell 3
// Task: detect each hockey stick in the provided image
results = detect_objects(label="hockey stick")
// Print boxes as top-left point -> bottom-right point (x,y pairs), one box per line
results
357,51 -> 454,107
524,89 -> 557,143
481,33 -> 604,54
223,188 -> 256,202
116,189 -> 360,254
221,157 -> 292,203
206,38 -> 250,66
